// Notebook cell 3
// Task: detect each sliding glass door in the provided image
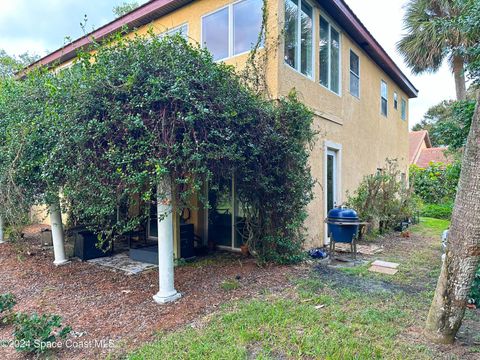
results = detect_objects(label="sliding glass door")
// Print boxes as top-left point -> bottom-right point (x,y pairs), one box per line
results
207,176 -> 245,250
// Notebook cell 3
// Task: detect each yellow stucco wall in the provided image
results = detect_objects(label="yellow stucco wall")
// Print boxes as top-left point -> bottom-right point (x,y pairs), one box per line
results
47,0 -> 411,249
272,2 -> 410,246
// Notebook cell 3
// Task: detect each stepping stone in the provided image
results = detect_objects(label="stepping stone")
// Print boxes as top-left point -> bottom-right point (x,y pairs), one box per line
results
368,260 -> 400,275
368,265 -> 398,275
371,260 -> 399,269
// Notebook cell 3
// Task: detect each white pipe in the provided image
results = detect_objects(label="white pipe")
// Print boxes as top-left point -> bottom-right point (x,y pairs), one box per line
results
0,215 -> 4,244
153,180 -> 181,304
50,201 -> 69,266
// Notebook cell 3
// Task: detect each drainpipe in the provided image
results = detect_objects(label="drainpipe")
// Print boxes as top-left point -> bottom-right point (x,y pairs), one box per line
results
0,215 -> 4,244
50,199 -> 69,266
153,179 -> 181,304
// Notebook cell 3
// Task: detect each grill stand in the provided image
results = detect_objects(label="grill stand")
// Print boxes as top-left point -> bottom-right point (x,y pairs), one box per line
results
325,220 -> 368,261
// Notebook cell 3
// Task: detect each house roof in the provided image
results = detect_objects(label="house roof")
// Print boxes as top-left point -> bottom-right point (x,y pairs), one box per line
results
416,147 -> 451,168
409,130 -> 431,164
21,0 -> 418,97
409,130 -> 452,168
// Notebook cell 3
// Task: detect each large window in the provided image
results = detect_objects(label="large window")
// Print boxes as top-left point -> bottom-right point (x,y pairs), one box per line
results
284,0 -> 313,78
401,98 -> 407,121
319,16 -> 340,94
233,0 -> 264,54
349,50 -> 359,98
202,0 -> 263,61
381,80 -> 388,117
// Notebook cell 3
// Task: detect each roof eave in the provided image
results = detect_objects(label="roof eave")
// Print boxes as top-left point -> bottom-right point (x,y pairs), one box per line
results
321,0 -> 418,98
21,0 -> 418,98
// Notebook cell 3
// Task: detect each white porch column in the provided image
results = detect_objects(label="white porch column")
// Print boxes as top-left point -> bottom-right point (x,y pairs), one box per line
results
153,180 -> 181,304
0,215 -> 4,244
50,201 -> 69,266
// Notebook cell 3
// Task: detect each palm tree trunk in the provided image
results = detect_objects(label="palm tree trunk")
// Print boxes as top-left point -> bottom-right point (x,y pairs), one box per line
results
453,55 -> 467,100
425,92 -> 480,344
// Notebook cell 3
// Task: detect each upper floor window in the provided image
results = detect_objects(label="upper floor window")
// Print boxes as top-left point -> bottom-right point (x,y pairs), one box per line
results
381,80 -> 388,117
160,24 -> 188,39
401,98 -> 407,121
319,15 -> 340,94
393,92 -> 398,110
202,0 -> 263,61
349,50 -> 359,98
284,0 -> 313,78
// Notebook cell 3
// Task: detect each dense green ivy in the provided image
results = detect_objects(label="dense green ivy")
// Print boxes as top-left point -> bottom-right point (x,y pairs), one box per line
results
0,34 -> 315,263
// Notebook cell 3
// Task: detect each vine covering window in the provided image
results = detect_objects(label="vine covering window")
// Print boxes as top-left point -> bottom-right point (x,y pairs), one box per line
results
284,0 -> 313,78
159,24 -> 188,39
319,15 -> 340,94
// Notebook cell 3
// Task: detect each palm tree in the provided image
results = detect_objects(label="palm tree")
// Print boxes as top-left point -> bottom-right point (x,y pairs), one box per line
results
397,0 -> 470,100
425,90 -> 480,344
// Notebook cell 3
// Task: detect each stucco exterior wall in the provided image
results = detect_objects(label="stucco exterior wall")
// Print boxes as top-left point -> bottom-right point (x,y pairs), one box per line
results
274,1 -> 410,247
47,0 -> 411,249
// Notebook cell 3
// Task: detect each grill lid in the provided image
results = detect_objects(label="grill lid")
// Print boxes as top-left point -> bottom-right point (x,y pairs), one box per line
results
327,207 -> 359,221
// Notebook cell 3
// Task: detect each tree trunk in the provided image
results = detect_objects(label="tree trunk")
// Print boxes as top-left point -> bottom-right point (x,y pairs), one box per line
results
425,93 -> 480,344
452,55 -> 467,101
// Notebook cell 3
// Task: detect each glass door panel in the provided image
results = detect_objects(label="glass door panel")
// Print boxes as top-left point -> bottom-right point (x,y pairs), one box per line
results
208,178 -> 233,247
234,195 -> 247,248
327,150 -> 337,212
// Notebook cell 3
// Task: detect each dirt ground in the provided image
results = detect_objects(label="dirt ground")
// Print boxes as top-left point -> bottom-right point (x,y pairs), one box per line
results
1,224 -> 479,359
0,226 -> 301,359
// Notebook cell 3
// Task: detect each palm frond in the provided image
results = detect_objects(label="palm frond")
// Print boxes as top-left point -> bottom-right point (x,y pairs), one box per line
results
397,0 -> 466,74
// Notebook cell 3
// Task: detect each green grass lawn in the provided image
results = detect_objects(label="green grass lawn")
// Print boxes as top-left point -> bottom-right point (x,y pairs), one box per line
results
411,217 -> 450,238
128,217 -> 472,360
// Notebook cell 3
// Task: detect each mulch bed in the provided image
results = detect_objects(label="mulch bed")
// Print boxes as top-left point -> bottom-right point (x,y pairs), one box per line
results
0,225 -> 300,359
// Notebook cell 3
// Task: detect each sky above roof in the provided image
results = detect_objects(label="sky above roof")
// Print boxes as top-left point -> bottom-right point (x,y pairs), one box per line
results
0,0 -> 457,127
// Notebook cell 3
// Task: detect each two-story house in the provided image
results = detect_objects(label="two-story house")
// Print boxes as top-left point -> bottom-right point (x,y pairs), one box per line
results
27,0 -> 417,254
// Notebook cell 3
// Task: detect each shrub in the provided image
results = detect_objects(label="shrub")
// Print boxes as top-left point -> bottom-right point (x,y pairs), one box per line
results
347,159 -> 419,234
420,202 -> 453,219
0,34 -> 315,265
469,266 -> 480,308
13,313 -> 71,354
410,161 -> 461,204
0,293 -> 16,324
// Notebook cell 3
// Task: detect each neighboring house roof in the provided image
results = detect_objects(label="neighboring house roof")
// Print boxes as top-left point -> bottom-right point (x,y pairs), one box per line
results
409,130 -> 452,168
416,147 -> 451,168
21,0 -> 418,98
409,130 -> 431,164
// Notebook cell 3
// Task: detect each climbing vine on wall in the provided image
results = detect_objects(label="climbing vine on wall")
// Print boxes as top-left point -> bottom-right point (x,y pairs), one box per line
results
0,32 -> 315,263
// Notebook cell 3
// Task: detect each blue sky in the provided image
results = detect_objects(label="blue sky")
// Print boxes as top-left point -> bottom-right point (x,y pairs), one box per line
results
0,0 -> 456,127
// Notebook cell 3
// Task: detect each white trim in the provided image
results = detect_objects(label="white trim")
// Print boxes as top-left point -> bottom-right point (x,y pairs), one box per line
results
323,141 -> 342,245
217,245 -> 242,253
